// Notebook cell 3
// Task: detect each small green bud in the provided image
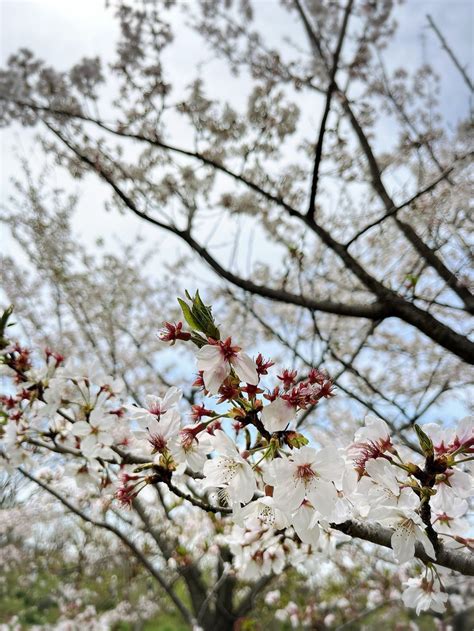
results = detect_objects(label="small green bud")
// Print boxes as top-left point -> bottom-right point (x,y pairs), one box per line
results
285,431 -> 309,449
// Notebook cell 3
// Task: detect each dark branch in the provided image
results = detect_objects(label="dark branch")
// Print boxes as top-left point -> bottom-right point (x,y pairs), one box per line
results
40,116 -> 474,362
307,0 -> 353,218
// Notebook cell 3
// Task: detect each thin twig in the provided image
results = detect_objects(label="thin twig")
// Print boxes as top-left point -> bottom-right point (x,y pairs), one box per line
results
307,0 -> 353,218
427,14 -> 473,92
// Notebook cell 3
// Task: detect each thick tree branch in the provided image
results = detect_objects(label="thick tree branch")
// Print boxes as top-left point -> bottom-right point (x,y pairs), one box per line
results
41,119 -> 474,362
41,121 -> 389,320
334,520 -> 474,576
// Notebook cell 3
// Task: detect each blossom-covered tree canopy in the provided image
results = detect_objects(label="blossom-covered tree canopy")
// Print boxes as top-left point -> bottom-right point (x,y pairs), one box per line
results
1,293 -> 472,629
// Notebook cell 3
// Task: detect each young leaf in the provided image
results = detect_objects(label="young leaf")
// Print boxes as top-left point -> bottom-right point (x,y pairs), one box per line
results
414,424 -> 434,458
177,298 -> 201,331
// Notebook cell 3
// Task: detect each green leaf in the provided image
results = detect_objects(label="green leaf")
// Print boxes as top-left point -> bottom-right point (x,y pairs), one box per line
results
177,298 -> 201,331
192,290 -> 220,339
414,424 -> 434,458
178,292 -> 220,340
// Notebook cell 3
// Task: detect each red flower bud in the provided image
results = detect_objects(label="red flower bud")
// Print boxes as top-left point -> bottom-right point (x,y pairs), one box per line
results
158,321 -> 191,344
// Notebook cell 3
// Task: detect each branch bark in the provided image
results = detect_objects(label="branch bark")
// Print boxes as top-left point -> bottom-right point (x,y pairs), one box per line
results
334,519 -> 474,576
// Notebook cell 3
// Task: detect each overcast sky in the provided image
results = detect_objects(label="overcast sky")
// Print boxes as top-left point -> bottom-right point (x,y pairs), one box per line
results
1,0 -> 472,268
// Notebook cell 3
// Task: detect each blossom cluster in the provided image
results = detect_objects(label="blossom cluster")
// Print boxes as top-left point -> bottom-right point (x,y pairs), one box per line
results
0,297 -> 472,617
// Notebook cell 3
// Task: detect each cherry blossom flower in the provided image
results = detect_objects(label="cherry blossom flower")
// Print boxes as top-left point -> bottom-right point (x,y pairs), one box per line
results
170,423 -> 212,472
435,466 -> 472,504
423,417 -> 473,456
48,416 -> 77,452
432,495 -> 469,539
235,496 -> 287,529
128,388 -> 182,425
66,461 -> 102,489
354,471 -> 417,519
349,414 -> 392,475
291,501 -> 320,546
195,337 -> 258,394
255,354 -> 274,375
402,577 -> 448,615
2,420 -> 32,469
264,590 -> 281,606
71,409 -> 116,460
264,446 -> 344,515
357,457 -> 416,515
158,321 -> 191,344
354,414 -> 391,443
364,457 -> 401,495
62,358 -> 123,398
202,430 -> 257,504
35,377 -> 70,418
133,408 -> 180,455
372,505 -> 436,564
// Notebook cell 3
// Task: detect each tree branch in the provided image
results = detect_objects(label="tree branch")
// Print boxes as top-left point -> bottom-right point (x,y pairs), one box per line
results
307,0 -> 353,218
40,118 -> 474,362
334,520 -> 474,576
40,121 -> 389,320
345,155 -> 472,248
427,14 -> 473,92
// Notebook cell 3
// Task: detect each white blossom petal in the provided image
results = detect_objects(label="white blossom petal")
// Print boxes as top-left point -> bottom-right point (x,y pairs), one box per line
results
231,352 -> 258,385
